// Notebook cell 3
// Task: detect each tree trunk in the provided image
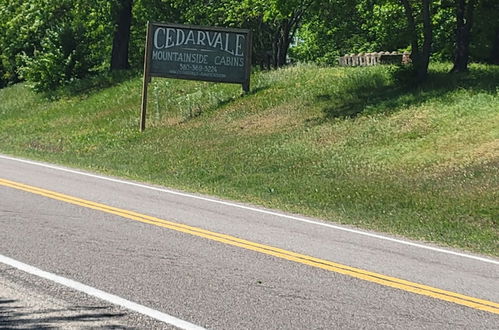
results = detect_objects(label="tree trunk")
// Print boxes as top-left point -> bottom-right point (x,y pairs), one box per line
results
451,0 -> 477,73
110,0 -> 133,70
489,27 -> 499,64
399,0 -> 433,83
418,0 -> 433,82
277,20 -> 292,67
272,30 -> 279,68
399,0 -> 420,65
271,3 -> 311,68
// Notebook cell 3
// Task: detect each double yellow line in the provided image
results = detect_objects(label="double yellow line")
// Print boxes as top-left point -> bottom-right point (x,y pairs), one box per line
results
1,177 -> 498,315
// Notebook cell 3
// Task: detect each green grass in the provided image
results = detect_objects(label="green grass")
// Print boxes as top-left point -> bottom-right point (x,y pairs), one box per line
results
1,62 -> 498,255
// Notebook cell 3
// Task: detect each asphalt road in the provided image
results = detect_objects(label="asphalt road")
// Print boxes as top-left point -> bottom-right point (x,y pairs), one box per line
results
0,154 -> 498,329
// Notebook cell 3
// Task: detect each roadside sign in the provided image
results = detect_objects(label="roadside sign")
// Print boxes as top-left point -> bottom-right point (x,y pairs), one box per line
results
140,22 -> 252,131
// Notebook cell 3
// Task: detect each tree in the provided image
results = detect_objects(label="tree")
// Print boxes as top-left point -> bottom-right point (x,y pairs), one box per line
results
111,0 -> 134,70
491,27 -> 499,64
471,0 -> 499,64
399,0 -> 433,82
291,0 -> 414,65
0,1 -> 49,85
269,0 -> 317,67
357,0 -> 412,53
0,0 -> 114,92
218,0 -> 317,67
450,0 -> 477,72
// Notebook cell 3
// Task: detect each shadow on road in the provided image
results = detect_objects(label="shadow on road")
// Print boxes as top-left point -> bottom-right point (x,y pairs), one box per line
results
0,298 -> 131,329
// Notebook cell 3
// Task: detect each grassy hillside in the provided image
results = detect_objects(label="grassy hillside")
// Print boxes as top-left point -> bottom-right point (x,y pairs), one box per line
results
1,63 -> 498,255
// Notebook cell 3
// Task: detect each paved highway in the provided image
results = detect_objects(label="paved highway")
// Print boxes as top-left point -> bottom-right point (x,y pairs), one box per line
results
0,154 -> 498,329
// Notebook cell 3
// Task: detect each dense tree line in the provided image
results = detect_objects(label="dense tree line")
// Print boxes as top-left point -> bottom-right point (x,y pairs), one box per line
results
0,0 -> 498,91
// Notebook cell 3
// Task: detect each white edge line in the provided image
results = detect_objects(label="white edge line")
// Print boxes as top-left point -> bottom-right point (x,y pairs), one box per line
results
1,154 -> 498,266
0,254 -> 206,330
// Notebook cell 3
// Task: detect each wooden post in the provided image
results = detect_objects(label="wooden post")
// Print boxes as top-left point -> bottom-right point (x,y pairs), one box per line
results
140,22 -> 153,132
242,30 -> 252,93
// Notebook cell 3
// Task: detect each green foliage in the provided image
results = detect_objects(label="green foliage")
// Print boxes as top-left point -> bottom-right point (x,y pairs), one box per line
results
291,0 -> 367,64
0,1 -> 44,85
0,0 -> 112,91
19,23 -> 93,92
432,1 -> 455,61
357,0 -> 409,51
471,0 -> 499,62
1,0 -> 499,91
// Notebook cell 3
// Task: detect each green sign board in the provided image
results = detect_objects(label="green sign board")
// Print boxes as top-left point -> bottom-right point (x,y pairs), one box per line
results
148,23 -> 251,86
140,22 -> 252,131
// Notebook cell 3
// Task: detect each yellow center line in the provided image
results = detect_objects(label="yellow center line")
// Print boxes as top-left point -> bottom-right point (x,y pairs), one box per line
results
1,177 -> 498,315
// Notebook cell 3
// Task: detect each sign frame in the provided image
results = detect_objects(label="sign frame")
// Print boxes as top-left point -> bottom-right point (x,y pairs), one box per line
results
140,22 -> 252,131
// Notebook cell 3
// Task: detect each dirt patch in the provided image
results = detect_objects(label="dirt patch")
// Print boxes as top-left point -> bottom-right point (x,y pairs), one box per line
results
396,108 -> 433,139
435,139 -> 499,171
228,105 -> 302,136
26,140 -> 64,153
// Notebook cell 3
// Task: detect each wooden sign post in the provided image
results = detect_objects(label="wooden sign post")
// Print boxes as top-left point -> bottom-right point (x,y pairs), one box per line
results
140,22 -> 252,131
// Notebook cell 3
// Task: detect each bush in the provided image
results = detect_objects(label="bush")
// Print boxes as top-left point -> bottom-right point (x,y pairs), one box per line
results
19,22 -> 98,93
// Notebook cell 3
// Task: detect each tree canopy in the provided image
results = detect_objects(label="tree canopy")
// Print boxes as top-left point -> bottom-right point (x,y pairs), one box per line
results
0,0 -> 498,90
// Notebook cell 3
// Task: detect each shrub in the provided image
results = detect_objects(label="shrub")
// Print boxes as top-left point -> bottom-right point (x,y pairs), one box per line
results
19,22 -> 98,93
